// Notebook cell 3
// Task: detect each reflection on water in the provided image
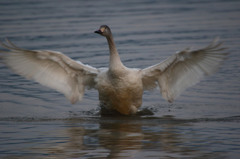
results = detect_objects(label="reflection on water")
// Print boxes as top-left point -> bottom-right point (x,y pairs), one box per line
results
1,115 -> 239,159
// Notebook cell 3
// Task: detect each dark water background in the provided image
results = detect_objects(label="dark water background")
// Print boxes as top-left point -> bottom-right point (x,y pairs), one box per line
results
0,0 -> 240,158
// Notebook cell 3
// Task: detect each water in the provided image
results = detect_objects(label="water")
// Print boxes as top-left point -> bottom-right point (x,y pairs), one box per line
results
0,0 -> 240,158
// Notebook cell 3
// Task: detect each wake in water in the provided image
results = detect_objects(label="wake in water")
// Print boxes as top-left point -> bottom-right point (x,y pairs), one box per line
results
68,105 -> 156,117
99,104 -> 156,116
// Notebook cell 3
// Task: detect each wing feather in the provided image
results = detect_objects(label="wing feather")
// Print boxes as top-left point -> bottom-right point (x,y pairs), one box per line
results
141,39 -> 228,102
0,39 -> 98,104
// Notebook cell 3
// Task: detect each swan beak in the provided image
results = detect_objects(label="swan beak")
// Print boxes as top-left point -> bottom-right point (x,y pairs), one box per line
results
94,30 -> 102,35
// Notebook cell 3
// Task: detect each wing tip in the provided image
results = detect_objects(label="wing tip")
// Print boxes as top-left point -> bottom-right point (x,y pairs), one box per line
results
0,38 -> 17,51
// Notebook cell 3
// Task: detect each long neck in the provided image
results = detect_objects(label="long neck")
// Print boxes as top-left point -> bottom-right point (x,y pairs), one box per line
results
106,34 -> 125,70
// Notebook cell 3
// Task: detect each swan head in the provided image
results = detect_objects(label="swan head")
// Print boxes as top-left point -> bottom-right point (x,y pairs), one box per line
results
94,25 -> 112,37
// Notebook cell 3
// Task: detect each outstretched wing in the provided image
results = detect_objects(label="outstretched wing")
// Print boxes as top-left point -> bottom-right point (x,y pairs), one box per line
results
0,39 -> 99,104
141,39 -> 228,102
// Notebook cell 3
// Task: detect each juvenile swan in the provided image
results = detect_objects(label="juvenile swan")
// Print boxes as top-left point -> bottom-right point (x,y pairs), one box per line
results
0,25 -> 228,115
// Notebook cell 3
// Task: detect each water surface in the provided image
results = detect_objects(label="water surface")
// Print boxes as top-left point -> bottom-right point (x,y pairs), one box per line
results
0,0 -> 240,158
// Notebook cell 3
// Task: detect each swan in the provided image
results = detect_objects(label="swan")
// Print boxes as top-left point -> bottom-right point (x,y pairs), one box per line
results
0,25 -> 228,115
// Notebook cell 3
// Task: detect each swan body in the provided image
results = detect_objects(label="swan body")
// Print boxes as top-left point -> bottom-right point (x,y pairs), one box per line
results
0,25 -> 228,115
96,67 -> 143,114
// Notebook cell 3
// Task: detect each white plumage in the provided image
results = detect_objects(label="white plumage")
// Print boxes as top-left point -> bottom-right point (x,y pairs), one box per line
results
0,25 -> 228,115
